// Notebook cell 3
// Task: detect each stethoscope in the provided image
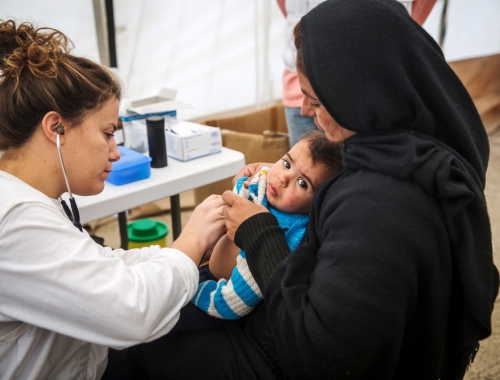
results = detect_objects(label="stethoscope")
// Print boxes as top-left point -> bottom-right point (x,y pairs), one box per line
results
56,125 -> 83,232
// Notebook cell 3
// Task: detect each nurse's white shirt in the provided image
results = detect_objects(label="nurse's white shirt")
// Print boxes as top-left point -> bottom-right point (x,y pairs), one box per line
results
0,170 -> 199,379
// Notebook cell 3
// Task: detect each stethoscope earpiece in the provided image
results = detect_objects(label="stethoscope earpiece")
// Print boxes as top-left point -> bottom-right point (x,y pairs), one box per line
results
56,125 -> 65,135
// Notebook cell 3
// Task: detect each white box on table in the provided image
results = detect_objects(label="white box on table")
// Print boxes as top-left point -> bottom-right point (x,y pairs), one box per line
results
120,88 -> 191,154
166,121 -> 222,161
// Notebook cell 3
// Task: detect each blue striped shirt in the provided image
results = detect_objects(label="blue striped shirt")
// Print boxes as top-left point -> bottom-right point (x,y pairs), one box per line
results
191,170 -> 309,319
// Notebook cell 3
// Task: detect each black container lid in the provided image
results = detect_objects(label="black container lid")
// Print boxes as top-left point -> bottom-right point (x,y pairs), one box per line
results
146,115 -> 165,128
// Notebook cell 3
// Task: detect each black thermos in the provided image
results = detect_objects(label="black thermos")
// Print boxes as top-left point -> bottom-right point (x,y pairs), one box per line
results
146,116 -> 168,168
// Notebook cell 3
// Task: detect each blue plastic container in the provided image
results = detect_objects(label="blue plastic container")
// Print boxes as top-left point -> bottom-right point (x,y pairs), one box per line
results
106,146 -> 152,185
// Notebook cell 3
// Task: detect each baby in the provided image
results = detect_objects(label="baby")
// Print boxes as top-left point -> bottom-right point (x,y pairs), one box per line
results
191,130 -> 343,319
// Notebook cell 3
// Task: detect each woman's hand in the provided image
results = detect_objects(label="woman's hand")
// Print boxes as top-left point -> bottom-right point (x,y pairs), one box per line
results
232,162 -> 274,187
221,190 -> 269,241
171,195 -> 226,265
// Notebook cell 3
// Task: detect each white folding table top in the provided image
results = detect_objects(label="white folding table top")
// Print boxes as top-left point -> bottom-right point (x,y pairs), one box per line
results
74,147 -> 245,224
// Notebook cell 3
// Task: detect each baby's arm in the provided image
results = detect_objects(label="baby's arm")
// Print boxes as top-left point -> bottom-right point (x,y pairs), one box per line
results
208,233 -> 240,280
191,251 -> 263,319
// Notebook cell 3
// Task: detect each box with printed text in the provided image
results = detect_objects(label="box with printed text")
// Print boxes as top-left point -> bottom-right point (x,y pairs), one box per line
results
166,121 -> 222,161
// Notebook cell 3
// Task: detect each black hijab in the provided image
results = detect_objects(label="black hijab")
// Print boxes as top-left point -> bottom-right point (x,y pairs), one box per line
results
301,0 -> 498,370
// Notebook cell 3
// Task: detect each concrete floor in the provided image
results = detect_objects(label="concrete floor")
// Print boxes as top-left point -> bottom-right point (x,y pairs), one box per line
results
464,130 -> 500,380
91,131 -> 500,378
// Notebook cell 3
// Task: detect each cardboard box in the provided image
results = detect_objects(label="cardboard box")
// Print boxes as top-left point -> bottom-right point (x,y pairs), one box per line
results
194,104 -> 290,205
120,88 -> 191,154
204,104 -> 288,135
448,53 -> 500,134
166,121 -> 222,161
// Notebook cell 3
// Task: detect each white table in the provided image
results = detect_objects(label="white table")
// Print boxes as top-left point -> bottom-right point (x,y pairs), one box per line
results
75,147 -> 245,248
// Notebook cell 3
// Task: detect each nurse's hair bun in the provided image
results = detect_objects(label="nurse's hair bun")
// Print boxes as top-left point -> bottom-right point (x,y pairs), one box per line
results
0,19 -> 73,86
0,19 -> 121,152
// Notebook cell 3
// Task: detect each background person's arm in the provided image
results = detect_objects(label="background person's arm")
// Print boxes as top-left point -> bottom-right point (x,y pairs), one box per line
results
411,0 -> 436,26
277,0 -> 286,17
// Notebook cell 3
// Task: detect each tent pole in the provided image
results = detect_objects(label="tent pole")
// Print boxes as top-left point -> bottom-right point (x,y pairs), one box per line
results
92,0 -> 117,68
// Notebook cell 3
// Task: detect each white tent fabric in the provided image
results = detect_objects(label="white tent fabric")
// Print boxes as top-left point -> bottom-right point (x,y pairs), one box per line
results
2,1 -> 100,62
3,0 -> 500,119
113,0 -> 284,119
423,0 -> 500,62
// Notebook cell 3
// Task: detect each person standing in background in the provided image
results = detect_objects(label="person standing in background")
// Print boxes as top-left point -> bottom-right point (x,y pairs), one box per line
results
277,0 -> 324,147
278,0 -> 436,148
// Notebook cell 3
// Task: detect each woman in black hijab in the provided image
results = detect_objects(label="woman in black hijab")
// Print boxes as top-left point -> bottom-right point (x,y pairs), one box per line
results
128,1 -> 498,378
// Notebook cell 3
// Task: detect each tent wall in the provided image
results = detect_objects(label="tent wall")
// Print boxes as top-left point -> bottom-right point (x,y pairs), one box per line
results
3,0 -> 500,120
113,0 -> 285,118
424,0 -> 500,62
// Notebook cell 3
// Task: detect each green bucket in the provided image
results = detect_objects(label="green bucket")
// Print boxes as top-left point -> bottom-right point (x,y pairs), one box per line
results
127,219 -> 169,249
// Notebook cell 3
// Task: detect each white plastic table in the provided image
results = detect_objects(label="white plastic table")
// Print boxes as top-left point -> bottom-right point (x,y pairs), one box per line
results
75,147 -> 245,248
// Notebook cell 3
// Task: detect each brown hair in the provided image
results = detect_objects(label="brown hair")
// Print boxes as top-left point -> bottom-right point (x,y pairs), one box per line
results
293,21 -> 306,75
299,129 -> 343,176
0,20 -> 122,151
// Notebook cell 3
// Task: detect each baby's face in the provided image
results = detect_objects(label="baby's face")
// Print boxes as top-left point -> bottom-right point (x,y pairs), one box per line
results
266,140 -> 331,214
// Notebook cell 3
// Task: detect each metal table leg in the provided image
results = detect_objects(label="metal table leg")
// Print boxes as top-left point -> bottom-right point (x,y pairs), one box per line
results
116,194 -> 181,249
171,194 -> 182,240
118,211 -> 129,250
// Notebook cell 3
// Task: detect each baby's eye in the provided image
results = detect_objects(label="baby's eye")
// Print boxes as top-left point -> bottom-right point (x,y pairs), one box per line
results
282,159 -> 290,169
298,178 -> 308,189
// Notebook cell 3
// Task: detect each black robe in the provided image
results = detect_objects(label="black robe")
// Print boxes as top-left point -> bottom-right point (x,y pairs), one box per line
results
127,1 -> 499,378
238,0 -> 499,378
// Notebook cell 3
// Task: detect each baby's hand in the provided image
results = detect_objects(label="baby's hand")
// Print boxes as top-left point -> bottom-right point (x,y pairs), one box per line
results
232,162 -> 273,188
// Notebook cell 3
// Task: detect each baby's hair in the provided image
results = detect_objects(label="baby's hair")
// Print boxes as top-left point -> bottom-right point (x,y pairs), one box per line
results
0,20 -> 122,152
299,129 -> 343,177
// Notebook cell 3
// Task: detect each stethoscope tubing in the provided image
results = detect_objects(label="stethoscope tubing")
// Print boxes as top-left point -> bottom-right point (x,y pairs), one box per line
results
56,131 -> 83,232
56,133 -> 73,198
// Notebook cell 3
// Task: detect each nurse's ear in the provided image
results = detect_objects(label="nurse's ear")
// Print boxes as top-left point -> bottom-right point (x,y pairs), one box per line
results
41,111 -> 66,145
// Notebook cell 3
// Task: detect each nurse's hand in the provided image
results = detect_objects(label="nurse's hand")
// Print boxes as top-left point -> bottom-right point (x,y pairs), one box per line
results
171,194 -> 226,265
221,191 -> 269,241
232,162 -> 273,187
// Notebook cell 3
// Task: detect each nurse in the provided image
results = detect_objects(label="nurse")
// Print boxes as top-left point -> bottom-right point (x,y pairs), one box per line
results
0,20 -> 225,379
